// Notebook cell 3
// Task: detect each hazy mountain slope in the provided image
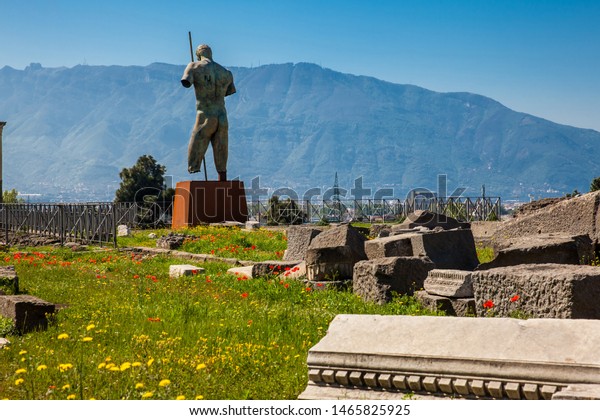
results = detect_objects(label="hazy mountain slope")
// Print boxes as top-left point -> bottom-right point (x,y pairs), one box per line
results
0,62 -> 598,201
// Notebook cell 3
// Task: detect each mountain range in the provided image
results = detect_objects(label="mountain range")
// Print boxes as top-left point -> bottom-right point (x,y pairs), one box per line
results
1,61 -> 599,202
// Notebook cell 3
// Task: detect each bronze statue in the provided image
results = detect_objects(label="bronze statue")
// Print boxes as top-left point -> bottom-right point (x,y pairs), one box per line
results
181,44 -> 236,181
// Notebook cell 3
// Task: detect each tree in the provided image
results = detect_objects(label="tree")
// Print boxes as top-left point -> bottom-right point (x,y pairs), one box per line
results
115,155 -> 172,203
265,195 -> 306,225
3,189 -> 24,203
591,177 -> 600,192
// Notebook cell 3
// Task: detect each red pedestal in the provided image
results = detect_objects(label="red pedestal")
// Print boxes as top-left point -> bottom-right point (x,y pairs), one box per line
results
172,181 -> 248,228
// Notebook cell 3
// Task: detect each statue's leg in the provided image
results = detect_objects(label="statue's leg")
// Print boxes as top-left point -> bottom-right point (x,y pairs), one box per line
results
212,114 -> 229,181
188,113 -> 217,173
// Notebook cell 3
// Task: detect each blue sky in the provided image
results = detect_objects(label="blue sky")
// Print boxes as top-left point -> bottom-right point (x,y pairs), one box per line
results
2,0 -> 599,130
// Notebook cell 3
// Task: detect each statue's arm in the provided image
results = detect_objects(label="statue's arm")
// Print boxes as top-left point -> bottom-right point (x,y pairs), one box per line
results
225,71 -> 236,96
225,81 -> 236,96
181,63 -> 194,88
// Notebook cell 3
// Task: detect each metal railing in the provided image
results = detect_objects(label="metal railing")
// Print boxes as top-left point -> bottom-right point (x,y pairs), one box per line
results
248,197 -> 501,225
0,196 -> 500,245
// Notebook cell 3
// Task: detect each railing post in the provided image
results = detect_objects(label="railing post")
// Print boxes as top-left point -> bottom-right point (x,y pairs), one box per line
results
59,204 -> 64,245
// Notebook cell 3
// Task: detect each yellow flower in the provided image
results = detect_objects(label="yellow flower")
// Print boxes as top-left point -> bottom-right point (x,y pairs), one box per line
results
105,356 -> 112,362
67,394 -> 76,400
82,337 -> 93,342
120,362 -> 131,371
86,324 -> 95,331
15,368 -> 27,375
18,350 -> 27,355
141,391 -> 153,399
176,395 -> 186,400
135,383 -> 144,390
62,384 -> 71,390
159,379 -> 171,387
105,363 -> 115,370
147,358 -> 154,367
57,333 -> 69,340
195,395 -> 204,400
131,362 -> 142,368
109,367 -> 120,372
37,365 -> 48,371
58,363 -> 73,372
195,363 -> 207,371
15,378 -> 24,386
97,362 -> 106,369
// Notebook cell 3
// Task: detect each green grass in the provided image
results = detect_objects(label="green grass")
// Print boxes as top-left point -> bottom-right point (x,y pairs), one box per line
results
0,247 -> 442,400
476,246 -> 495,264
118,226 -> 287,261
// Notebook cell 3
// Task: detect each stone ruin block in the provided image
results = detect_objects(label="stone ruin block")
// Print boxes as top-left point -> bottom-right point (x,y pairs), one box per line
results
471,264 -> 600,318
396,210 -> 470,231
168,264 -> 205,278
283,226 -> 323,261
423,269 -> 474,298
353,257 -> 435,304
0,295 -> 55,333
226,266 -> 254,279
251,260 -> 302,278
117,224 -> 131,237
0,266 -> 18,295
156,233 -> 188,250
306,225 -> 367,281
300,315 -> 600,400
369,224 -> 392,238
363,233 -> 419,260
410,229 -> 479,270
415,290 -> 476,317
479,233 -> 595,270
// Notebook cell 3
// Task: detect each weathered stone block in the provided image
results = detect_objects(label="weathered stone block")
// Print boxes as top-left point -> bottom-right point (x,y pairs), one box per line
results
0,266 -> 18,295
423,269 -> 474,298
117,224 -> 130,237
169,264 -> 205,278
492,191 -> 600,245
283,226 -> 323,262
306,225 -> 367,281
300,315 -> 600,400
157,233 -> 187,250
480,233 -> 594,269
245,221 -> 260,230
251,261 -> 302,278
226,266 -> 254,279
414,290 -> 476,317
363,233 -> 418,260
410,229 -> 479,270
353,257 -> 435,304
397,210 -> 470,230
0,295 -> 55,333
471,264 -> 600,318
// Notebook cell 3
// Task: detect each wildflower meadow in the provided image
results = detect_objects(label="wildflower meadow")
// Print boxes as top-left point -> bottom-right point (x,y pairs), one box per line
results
0,226 -> 444,400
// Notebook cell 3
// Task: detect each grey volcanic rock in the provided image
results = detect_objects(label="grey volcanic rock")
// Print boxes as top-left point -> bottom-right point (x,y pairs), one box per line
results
472,264 -> 600,319
306,225 -> 367,281
479,233 -> 595,269
353,257 -> 435,304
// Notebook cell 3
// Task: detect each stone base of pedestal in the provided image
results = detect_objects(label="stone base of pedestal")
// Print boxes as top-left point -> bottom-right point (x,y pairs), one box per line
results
172,181 -> 248,228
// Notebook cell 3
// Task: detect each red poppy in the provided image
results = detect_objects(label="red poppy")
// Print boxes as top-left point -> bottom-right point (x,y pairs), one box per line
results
241,292 -> 249,299
147,317 -> 161,322
483,300 -> 494,309
510,295 -> 520,302
133,274 -> 140,279
284,283 -> 289,289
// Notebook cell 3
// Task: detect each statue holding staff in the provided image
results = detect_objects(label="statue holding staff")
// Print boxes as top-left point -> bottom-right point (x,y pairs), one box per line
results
181,43 -> 236,181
